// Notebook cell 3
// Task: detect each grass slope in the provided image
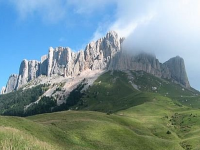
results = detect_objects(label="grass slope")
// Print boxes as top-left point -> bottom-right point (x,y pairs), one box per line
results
0,70 -> 200,149
29,94 -> 200,150
78,70 -> 199,112
1,95 -> 200,149
79,71 -> 150,113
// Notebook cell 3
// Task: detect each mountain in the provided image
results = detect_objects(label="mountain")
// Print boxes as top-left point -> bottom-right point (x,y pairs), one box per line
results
162,56 -> 190,88
0,34 -> 199,150
1,31 -> 190,95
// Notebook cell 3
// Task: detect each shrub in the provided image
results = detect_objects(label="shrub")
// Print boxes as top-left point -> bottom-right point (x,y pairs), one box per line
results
166,130 -> 171,134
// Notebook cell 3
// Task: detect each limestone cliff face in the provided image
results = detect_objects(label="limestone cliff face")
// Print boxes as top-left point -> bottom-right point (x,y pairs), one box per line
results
1,87 -> 6,94
17,59 -> 40,88
1,31 -> 191,94
43,31 -> 122,77
40,55 -> 48,76
4,74 -> 18,94
46,47 -> 79,77
2,31 -> 123,94
162,56 -> 190,88
111,52 -> 190,88
84,31 -> 122,70
111,52 -> 162,77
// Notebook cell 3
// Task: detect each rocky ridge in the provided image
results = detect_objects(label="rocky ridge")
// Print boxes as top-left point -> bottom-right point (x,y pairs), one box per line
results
162,56 -> 190,88
1,31 -> 190,94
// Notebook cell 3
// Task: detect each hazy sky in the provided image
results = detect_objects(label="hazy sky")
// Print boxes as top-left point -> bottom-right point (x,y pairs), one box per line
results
0,0 -> 200,90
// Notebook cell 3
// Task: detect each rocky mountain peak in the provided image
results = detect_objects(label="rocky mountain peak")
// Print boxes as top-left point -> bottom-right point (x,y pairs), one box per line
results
106,31 -> 119,42
1,31 -> 191,94
3,74 -> 18,94
162,56 -> 190,88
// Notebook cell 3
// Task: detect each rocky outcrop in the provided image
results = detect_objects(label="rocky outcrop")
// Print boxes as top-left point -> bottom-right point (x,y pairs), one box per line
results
1,87 -> 6,94
1,31 -> 191,94
40,31 -> 123,78
40,55 -> 48,76
111,52 -> 162,77
111,52 -> 190,88
84,31 -> 122,70
17,59 -> 40,88
4,74 -> 18,93
162,56 -> 190,88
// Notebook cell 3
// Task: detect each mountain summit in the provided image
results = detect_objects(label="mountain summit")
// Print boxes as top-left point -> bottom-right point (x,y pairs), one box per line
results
1,31 -> 190,94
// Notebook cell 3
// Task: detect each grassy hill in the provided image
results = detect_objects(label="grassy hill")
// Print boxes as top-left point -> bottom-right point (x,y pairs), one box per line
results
0,70 -> 200,149
77,70 -> 199,112
1,95 -> 200,149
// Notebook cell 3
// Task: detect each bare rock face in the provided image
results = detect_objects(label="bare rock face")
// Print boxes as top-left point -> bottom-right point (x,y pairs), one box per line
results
162,56 -> 190,88
111,52 -> 190,88
47,47 -> 54,76
4,74 -> 18,93
84,31 -> 122,71
111,52 -> 162,77
18,59 -> 29,87
17,59 -> 40,88
40,55 -> 48,76
44,31 -> 123,78
28,60 -> 40,81
45,47 -> 81,77
1,31 -> 191,94
1,87 -> 6,94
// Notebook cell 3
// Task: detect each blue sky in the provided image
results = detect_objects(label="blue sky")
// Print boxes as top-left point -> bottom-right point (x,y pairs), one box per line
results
1,0 -> 200,90
0,0 -> 116,88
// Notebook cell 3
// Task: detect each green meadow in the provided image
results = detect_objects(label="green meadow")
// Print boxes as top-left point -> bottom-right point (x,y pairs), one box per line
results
0,71 -> 200,149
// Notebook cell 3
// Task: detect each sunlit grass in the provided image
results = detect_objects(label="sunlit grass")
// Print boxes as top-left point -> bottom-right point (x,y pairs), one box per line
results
0,71 -> 200,149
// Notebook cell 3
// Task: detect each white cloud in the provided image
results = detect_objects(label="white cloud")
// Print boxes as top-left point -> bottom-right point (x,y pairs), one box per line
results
109,13 -> 156,37
71,0 -> 200,89
9,0 -> 66,22
67,0 -> 115,14
122,0 -> 200,58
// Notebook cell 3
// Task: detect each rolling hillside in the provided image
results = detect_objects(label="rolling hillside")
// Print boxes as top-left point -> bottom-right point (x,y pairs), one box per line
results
1,95 -> 200,149
0,70 -> 200,149
78,70 -> 199,112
